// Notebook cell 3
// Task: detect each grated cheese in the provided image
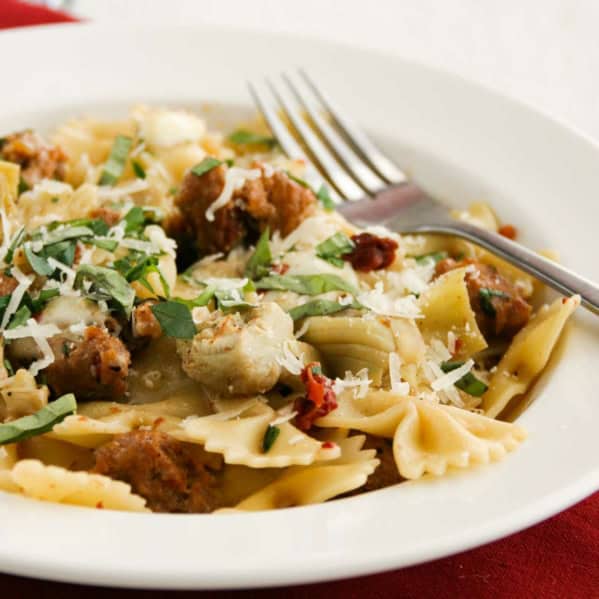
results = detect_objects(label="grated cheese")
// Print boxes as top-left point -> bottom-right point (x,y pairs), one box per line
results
3,321 -> 60,340
431,359 -> 474,392
270,410 -> 298,427
205,167 -> 261,222
294,320 -> 310,339
0,209 -> 12,264
47,257 -> 77,293
144,225 -> 177,258
333,368 -> 371,399
276,340 -> 304,375
447,331 -> 457,355
388,352 -> 410,395
97,179 -> 149,200
0,266 -> 33,330
423,360 -> 464,407
357,282 -> 422,319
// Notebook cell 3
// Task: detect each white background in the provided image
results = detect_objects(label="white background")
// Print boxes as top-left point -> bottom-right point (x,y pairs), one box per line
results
72,0 -> 599,139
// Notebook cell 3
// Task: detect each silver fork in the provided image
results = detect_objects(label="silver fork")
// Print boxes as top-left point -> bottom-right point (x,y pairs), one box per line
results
248,70 -> 599,315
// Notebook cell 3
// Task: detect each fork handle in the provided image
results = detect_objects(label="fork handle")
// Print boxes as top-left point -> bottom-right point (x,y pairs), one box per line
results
421,222 -> 599,314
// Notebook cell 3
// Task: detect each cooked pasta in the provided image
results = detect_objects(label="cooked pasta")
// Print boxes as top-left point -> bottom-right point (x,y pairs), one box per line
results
0,105 -> 578,513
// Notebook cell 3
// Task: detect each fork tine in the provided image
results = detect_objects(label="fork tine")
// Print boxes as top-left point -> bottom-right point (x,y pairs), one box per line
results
282,71 -> 386,195
247,81 -> 342,204
267,77 -> 365,201
299,69 -> 407,185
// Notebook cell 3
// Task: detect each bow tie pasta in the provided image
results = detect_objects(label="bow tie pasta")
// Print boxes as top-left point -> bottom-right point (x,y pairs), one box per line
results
0,105 -> 580,513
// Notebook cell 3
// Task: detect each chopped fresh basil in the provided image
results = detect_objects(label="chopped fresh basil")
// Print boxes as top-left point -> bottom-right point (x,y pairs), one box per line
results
479,288 -> 510,317
131,159 -> 146,179
61,218 -> 110,237
51,196 -> 60,204
228,129 -> 277,149
316,184 -> 336,210
4,226 -> 25,264
75,264 -> 135,316
256,274 -> 358,296
315,233 -> 354,267
98,135 -> 133,186
42,240 -> 76,267
413,251 -> 448,265
150,301 -> 196,339
286,171 -> 310,188
289,298 -> 361,321
88,238 -> 119,252
27,288 -> 60,314
7,304 -> 31,329
262,424 -> 280,452
3,358 -> 14,376
123,206 -> 145,234
171,286 -> 216,309
43,225 -> 94,246
17,177 -> 29,195
169,186 -> 179,196
244,227 -> 272,280
191,157 -> 222,177
0,394 -> 77,445
24,244 -> 54,276
214,286 -> 255,311
440,361 -> 489,397
114,252 -> 170,298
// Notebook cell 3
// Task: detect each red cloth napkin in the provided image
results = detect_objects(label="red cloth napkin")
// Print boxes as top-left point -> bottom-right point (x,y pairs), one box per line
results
0,3 -> 597,598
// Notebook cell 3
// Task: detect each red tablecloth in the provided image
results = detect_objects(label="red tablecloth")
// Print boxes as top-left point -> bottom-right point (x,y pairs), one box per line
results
0,2 -> 597,597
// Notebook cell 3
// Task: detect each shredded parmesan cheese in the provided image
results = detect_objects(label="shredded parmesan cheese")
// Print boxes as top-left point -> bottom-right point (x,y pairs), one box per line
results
205,167 -> 261,222
294,320 -> 310,339
97,179 -> 149,199
388,353 -> 410,395
357,282 -> 422,319
0,266 -> 33,330
276,340 -> 304,375
333,369 -> 371,399
4,319 -> 59,376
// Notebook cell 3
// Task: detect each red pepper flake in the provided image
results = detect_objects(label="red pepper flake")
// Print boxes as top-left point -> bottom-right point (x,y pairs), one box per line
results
343,232 -> 398,272
321,441 -> 336,449
110,406 -> 122,414
452,337 -> 464,357
96,501 -> 104,509
294,362 -> 338,431
562,297 -> 568,304
152,417 -> 165,430
271,262 -> 289,275
498,224 -> 517,240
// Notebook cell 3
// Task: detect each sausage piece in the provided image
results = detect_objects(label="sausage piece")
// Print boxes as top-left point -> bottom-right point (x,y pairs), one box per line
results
45,326 -> 131,400
92,430 -> 222,513
435,258 -> 531,338
169,164 -> 316,254
0,130 -> 67,188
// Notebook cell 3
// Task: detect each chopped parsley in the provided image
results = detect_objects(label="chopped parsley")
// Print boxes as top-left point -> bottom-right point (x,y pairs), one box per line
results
316,184 -> 336,210
150,301 -> 196,339
244,227 -> 272,280
98,135 -> 133,186
227,129 -> 277,149
75,264 -> 136,317
479,288 -> 509,317
315,233 -> 354,267
288,298 -> 361,321
131,159 -> 146,179
191,157 -> 223,177
412,251 -> 448,265
262,424 -> 281,452
440,361 -> 488,397
256,274 -> 357,296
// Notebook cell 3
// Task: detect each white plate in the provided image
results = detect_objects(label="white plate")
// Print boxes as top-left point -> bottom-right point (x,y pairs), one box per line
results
0,23 -> 597,590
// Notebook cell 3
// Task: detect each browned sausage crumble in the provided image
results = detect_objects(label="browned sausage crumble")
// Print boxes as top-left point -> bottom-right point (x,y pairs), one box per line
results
0,130 -> 67,188
45,326 -> 131,400
92,430 -> 222,513
435,258 -> 531,338
167,163 -> 316,255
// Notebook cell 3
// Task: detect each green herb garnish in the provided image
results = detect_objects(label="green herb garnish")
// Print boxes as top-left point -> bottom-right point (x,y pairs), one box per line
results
3,358 -> 14,376
316,184 -> 336,210
413,251 -> 448,265
88,238 -> 119,252
123,206 -> 145,235
131,160 -> 146,179
150,301 -> 196,339
256,274 -> 357,296
288,298 -> 361,321
0,394 -> 77,445
440,361 -> 489,397
315,233 -> 354,267
4,226 -> 25,264
27,288 -> 60,314
7,305 -> 31,329
98,135 -> 133,186
244,227 -> 272,280
17,177 -> 29,195
228,129 -> 277,149
479,288 -> 509,317
286,171 -> 310,188
75,264 -> 135,316
24,244 -> 54,276
262,424 -> 281,452
191,157 -> 223,177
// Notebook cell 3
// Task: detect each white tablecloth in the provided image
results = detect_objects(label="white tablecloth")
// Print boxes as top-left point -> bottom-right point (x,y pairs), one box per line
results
73,0 -> 599,141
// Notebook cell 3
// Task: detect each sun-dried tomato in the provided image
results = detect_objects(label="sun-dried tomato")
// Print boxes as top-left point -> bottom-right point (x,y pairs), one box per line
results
294,362 -> 338,431
343,232 -> 398,271
498,224 -> 517,240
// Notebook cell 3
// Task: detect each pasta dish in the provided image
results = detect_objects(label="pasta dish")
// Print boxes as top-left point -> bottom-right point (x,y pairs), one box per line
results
0,106 -> 578,513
